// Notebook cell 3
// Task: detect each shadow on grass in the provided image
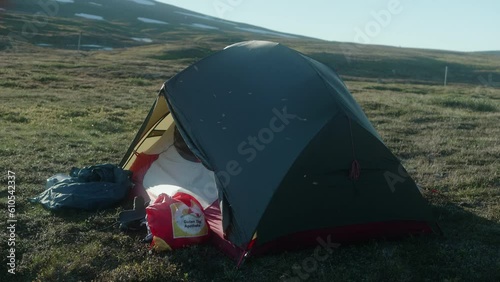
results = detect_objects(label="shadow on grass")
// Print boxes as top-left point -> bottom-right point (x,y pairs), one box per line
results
6,194 -> 499,282
104,197 -> 499,282
245,199 -> 500,282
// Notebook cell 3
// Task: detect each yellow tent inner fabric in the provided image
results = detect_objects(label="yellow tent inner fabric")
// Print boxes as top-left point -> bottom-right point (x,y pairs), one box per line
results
121,93 -> 173,169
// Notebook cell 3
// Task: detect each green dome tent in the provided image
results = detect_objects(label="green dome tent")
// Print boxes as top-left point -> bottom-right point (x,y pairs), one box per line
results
121,41 -> 438,265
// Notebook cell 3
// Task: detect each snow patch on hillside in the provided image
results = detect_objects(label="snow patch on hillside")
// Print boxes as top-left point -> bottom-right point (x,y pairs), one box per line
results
132,37 -> 153,43
175,11 -> 237,26
131,0 -> 155,5
235,27 -> 298,39
175,11 -> 215,21
137,17 -> 168,24
80,44 -> 113,50
75,13 -> 104,21
190,23 -> 219,30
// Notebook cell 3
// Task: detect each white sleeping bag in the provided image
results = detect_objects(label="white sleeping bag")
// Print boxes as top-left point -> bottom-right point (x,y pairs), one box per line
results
142,144 -> 218,209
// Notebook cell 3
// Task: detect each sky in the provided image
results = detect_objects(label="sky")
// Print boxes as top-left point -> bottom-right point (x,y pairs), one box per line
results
156,0 -> 500,52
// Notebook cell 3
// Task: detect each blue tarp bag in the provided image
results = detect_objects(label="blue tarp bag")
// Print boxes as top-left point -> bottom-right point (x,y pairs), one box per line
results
31,164 -> 132,211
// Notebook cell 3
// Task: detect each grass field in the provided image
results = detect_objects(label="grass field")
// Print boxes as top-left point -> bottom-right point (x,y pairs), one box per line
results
0,41 -> 499,282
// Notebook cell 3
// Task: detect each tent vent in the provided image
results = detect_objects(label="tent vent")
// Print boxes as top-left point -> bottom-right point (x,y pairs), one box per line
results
349,160 -> 360,180
147,130 -> 166,138
348,117 -> 360,180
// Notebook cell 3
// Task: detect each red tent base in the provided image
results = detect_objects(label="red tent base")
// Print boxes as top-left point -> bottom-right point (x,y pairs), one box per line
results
251,220 -> 436,257
204,200 -> 436,263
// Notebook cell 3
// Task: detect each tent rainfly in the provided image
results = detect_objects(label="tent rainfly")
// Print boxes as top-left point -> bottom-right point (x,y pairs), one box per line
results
121,40 -> 439,266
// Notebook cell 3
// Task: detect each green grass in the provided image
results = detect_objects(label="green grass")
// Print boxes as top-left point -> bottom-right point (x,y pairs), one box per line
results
431,96 -> 498,112
150,47 -> 214,61
0,43 -> 499,282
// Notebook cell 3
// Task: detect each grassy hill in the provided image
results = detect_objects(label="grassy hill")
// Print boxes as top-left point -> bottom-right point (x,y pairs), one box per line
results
476,51 -> 500,56
2,0 -> 302,50
0,1 -> 499,281
2,0 -> 500,86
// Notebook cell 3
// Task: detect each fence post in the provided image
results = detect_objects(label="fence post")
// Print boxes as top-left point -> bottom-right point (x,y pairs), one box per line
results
444,66 -> 448,86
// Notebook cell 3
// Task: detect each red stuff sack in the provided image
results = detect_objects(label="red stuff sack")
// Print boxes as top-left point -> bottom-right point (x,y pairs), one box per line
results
146,192 -> 209,250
